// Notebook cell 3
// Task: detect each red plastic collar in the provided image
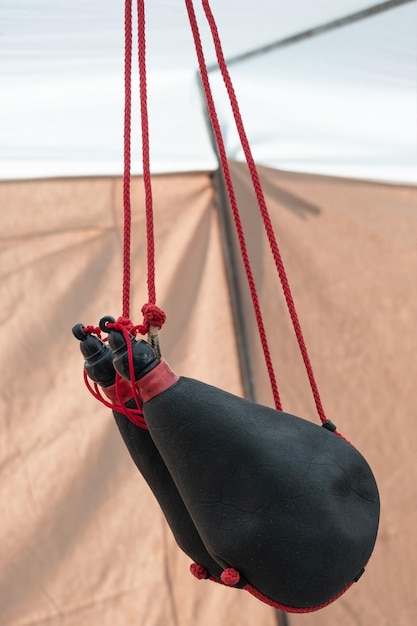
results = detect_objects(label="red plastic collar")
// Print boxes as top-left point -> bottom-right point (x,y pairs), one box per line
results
135,359 -> 179,403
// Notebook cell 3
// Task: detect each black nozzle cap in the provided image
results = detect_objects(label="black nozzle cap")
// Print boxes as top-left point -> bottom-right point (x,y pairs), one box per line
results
100,316 -> 130,355
98,315 -> 159,382
72,323 -> 116,388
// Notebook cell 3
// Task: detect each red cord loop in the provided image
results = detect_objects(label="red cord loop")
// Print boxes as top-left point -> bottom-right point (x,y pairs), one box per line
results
86,316 -> 149,429
82,325 -> 103,339
84,369 -> 148,429
106,316 -> 137,337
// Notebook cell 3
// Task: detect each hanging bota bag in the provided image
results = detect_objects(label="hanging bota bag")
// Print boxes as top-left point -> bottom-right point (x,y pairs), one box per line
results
102,317 -> 380,613
72,322 -> 224,580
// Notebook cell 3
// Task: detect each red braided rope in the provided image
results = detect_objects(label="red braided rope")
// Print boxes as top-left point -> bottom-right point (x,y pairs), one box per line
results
80,2 -> 163,428
122,0 -> 133,319
200,0 -> 326,423
185,0 -> 281,410
188,0 -> 327,423
137,0 -> 156,306
122,0 -> 164,335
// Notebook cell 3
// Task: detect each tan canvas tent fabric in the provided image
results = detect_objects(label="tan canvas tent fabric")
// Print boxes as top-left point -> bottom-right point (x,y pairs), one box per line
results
1,163 -> 416,625
227,162 -> 417,624
0,172 -> 266,626
2,2 -> 416,624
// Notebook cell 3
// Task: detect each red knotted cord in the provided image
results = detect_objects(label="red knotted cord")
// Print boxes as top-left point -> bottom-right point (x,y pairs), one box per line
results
105,319 -> 148,428
99,0 -> 163,426
187,0 -> 328,424
81,1 -> 164,428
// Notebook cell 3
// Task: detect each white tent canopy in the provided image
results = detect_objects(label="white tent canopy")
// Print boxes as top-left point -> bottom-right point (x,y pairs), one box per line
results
1,0 -> 416,183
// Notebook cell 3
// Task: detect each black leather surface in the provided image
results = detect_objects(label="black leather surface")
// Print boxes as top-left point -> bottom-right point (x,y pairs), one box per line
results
143,377 -> 380,608
113,400 -> 224,579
